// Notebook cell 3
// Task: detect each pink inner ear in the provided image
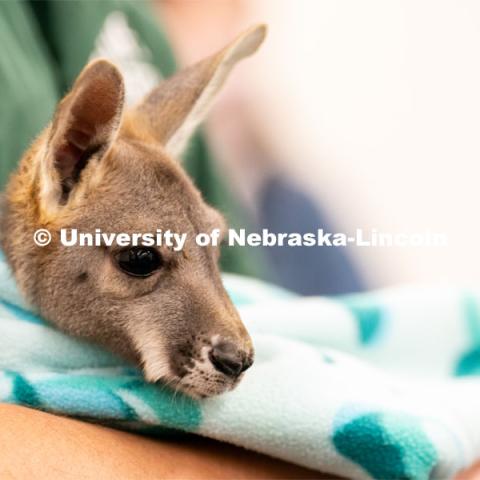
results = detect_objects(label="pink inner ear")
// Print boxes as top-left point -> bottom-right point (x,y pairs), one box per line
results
48,61 -> 124,202
67,126 -> 93,151
54,123 -> 97,195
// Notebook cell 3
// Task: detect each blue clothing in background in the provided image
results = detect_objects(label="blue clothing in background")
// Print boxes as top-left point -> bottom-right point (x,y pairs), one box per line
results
258,175 -> 365,295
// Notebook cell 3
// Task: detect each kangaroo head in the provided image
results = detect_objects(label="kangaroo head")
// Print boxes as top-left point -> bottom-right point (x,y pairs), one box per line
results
1,25 -> 266,398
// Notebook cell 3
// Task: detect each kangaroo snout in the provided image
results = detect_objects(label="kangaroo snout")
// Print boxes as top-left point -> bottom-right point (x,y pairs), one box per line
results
209,341 -> 253,378
164,305 -> 254,397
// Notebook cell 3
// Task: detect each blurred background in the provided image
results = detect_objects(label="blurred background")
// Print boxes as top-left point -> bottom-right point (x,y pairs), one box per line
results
2,0 -> 480,296
157,0 -> 480,294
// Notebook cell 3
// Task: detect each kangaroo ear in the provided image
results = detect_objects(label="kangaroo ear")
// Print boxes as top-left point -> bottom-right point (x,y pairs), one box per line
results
40,59 -> 124,209
129,24 -> 267,158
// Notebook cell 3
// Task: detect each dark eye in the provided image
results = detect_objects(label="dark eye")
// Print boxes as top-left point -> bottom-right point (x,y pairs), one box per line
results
115,248 -> 162,277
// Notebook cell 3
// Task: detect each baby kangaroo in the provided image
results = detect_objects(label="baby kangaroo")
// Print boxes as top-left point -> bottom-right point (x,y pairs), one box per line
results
0,25 -> 266,398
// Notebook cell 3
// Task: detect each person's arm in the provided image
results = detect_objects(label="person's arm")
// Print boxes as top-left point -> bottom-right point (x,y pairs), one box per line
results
0,404 -> 320,479
1,404 -> 479,479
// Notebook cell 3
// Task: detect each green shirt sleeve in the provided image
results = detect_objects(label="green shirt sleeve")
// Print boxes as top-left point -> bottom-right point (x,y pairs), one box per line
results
0,1 -> 58,187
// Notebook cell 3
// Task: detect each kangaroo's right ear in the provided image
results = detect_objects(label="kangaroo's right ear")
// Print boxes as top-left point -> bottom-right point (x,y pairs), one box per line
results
127,24 -> 267,159
39,59 -> 124,214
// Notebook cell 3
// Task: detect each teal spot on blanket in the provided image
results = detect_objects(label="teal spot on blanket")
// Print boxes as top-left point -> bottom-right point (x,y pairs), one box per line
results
339,296 -> 385,345
35,375 -> 137,420
7,371 -> 41,407
456,347 -> 480,376
14,374 -> 201,432
455,294 -> 480,376
333,407 -> 437,480
123,380 -> 202,431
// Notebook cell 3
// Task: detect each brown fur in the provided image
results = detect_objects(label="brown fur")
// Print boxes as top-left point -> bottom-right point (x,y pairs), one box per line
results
0,25 -> 267,398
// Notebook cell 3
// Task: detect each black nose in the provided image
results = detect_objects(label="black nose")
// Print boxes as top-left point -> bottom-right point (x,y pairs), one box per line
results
209,342 -> 253,377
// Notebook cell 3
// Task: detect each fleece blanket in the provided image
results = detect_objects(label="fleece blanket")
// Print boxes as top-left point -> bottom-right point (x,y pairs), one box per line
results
0,255 -> 479,480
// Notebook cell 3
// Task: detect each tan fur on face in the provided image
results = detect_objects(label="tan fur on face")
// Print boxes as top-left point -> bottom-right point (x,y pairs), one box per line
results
0,25 -> 265,398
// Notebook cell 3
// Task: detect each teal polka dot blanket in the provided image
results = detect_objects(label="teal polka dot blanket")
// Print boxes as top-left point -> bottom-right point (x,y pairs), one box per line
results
0,255 -> 479,479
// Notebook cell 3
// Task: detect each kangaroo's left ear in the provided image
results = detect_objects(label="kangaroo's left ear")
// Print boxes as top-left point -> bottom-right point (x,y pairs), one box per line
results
128,24 -> 267,158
